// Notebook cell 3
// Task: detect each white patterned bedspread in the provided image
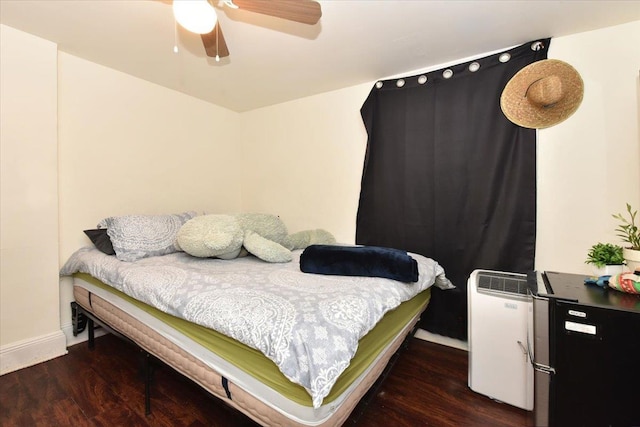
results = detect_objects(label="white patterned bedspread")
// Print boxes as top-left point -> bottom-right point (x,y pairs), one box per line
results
60,247 -> 450,408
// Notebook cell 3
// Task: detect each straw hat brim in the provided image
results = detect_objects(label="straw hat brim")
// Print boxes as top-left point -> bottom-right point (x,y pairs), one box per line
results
500,59 -> 584,129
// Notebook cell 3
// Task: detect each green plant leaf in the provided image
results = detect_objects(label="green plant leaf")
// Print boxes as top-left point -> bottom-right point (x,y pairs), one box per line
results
612,203 -> 640,250
585,242 -> 625,267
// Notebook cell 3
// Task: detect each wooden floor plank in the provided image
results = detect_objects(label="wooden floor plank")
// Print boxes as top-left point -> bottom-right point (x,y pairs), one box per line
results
0,334 -> 532,426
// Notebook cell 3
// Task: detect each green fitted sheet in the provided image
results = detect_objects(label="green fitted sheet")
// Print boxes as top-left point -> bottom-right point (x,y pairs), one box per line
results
74,272 -> 430,406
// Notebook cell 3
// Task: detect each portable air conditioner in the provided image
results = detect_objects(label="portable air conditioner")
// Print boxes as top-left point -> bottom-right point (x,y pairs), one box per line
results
467,269 -> 534,410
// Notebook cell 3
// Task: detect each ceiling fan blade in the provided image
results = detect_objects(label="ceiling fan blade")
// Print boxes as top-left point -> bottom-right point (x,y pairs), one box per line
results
231,0 -> 322,25
201,23 -> 230,58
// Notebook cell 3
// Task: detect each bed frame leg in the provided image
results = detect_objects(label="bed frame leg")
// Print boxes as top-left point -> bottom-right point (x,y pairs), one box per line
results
144,352 -> 152,416
88,318 -> 95,350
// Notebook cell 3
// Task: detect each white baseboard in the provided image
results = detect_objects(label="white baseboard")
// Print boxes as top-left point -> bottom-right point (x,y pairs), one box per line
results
0,330 -> 67,375
414,328 -> 469,351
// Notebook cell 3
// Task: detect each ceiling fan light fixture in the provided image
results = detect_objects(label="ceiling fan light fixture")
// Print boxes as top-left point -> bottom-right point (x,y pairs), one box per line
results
173,0 -> 218,34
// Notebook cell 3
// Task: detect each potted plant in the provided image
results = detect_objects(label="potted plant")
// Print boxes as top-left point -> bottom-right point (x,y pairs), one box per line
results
612,203 -> 640,272
585,242 -> 625,275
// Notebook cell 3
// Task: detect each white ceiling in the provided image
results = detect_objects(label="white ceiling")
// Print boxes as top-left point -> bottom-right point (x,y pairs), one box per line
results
1,0 -> 639,112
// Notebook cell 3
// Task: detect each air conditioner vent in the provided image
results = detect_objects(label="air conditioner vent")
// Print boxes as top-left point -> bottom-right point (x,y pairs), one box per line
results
477,272 -> 528,296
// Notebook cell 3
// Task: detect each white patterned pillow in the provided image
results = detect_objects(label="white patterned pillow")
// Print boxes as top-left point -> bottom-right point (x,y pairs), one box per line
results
98,211 -> 197,262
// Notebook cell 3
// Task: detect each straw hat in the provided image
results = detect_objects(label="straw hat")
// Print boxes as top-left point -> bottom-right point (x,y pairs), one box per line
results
500,59 -> 584,129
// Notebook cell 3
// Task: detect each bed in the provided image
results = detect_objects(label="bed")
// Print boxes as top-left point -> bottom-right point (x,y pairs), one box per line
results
60,214 -> 453,426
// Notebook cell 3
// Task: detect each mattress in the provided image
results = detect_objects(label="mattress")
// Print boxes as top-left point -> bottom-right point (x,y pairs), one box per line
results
73,274 -> 431,426
61,247 -> 451,407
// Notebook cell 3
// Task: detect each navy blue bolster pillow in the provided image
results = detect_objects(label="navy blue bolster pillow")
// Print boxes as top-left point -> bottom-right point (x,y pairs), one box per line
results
300,245 -> 419,283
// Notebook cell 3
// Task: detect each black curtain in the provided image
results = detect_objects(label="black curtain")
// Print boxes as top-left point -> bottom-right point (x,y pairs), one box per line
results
356,39 -> 549,340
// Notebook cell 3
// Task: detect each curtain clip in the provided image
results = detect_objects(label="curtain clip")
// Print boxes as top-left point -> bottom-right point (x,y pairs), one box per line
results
530,41 -> 544,51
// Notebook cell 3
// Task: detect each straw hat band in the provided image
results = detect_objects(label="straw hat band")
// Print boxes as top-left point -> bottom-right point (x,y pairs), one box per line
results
525,76 -> 563,108
500,59 -> 584,129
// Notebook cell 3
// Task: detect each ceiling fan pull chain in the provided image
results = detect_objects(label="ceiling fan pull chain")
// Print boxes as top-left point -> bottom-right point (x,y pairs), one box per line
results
173,20 -> 179,54
215,24 -> 220,62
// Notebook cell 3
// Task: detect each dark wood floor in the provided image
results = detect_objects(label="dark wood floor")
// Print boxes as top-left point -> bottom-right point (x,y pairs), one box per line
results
0,334 -> 533,426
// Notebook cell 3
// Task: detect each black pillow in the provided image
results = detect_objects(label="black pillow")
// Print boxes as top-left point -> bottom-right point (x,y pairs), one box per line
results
83,229 -> 115,255
300,244 -> 419,283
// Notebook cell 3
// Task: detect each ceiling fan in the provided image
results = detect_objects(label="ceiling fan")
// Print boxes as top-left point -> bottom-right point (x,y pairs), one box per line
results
170,0 -> 322,60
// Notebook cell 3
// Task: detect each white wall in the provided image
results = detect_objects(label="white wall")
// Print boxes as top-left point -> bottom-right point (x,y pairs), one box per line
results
0,25 -> 65,372
57,53 -> 243,341
240,84 -> 371,243
537,20 -> 640,274
1,25 -> 243,372
57,53 -> 243,262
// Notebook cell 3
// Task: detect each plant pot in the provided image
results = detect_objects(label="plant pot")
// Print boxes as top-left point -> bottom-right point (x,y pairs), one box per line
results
623,248 -> 640,273
593,264 -> 624,276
